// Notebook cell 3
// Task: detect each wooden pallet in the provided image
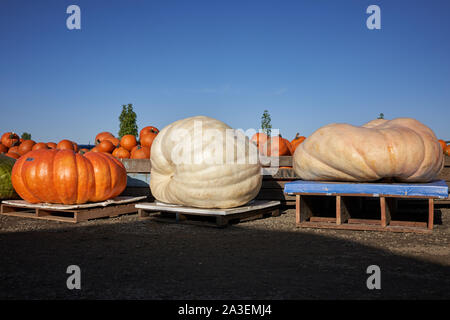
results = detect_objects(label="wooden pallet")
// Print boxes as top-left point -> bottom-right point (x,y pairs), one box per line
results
292,194 -> 438,233
136,200 -> 281,227
0,196 -> 146,223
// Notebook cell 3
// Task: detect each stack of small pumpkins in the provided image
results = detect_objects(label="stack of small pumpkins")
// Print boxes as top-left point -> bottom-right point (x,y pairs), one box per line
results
250,132 -> 306,158
92,126 -> 159,159
0,132 -> 79,159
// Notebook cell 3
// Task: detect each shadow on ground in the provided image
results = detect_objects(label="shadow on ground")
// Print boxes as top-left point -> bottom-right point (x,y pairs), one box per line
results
0,217 -> 449,300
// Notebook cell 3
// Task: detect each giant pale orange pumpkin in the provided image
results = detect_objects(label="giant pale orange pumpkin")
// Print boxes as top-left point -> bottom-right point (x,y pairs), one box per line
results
120,135 -> 137,151
1,132 -> 20,148
18,140 -> 36,155
11,149 -> 127,204
290,133 -> 306,153
293,118 -> 444,182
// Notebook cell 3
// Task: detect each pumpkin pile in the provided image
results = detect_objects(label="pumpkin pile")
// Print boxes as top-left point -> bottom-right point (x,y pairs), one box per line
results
0,132 -> 79,160
250,132 -> 307,162
93,126 -> 159,159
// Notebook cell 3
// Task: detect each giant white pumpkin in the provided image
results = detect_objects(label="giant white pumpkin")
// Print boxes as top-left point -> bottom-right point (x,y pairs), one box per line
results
293,118 -> 444,182
150,116 -> 262,208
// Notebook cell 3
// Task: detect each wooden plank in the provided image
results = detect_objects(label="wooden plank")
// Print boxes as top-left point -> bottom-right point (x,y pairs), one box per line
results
310,217 -> 336,223
428,199 -> 434,230
297,221 -> 432,233
380,197 -> 391,227
336,196 -> 350,225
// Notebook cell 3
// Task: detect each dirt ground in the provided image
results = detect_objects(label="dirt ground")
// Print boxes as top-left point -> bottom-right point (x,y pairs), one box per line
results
0,205 -> 449,300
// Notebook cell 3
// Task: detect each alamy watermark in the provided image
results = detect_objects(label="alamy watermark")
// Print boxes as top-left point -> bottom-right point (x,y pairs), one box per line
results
66,265 -> 81,290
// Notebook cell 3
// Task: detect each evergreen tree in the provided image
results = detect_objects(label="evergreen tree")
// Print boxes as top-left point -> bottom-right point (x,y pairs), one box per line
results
21,132 -> 31,140
261,110 -> 272,136
377,113 -> 385,119
118,104 -> 138,138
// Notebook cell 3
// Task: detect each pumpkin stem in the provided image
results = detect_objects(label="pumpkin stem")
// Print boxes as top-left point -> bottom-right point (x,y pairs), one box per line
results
295,133 -> 301,139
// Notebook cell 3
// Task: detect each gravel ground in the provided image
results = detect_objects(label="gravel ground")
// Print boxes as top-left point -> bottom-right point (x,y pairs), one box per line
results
0,206 -> 449,300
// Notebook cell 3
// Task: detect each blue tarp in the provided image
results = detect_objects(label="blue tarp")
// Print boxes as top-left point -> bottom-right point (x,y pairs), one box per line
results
284,180 -> 449,198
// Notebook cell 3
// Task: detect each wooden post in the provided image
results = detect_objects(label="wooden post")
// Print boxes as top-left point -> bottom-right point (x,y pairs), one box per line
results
428,199 -> 434,230
295,195 -> 300,226
380,197 -> 391,227
336,196 -> 350,225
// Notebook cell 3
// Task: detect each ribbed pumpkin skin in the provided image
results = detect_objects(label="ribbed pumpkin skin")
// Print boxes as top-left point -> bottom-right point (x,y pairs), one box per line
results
293,118 -> 444,182
150,116 -> 262,209
11,150 -> 127,204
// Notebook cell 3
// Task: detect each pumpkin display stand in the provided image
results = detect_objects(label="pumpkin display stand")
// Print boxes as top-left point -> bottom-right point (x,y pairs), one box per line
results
136,200 -> 281,227
0,196 -> 146,223
284,180 -> 449,233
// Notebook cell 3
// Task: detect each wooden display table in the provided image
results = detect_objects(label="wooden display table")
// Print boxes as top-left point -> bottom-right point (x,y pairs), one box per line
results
284,180 -> 448,233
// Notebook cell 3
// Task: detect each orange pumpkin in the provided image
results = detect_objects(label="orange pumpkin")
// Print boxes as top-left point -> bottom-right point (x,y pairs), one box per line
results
131,145 -> 150,159
0,144 -> 8,153
5,152 -> 20,159
112,147 -> 130,159
290,133 -> 306,153
266,135 -> 292,157
18,140 -> 36,155
1,132 -> 20,148
57,139 -> 75,151
445,145 -> 450,157
47,142 -> 57,149
140,126 -> 159,137
438,139 -> 447,152
32,142 -> 49,151
8,146 -> 20,154
95,132 -> 114,145
11,149 -> 127,204
140,133 -> 158,149
104,136 -> 120,148
120,135 -> 137,151
97,140 -> 115,153
78,148 -> 90,155
251,132 -> 268,147
72,142 -> 79,153
89,146 -> 100,153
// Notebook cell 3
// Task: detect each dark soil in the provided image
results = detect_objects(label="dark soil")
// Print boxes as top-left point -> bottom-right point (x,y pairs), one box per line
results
0,206 -> 449,300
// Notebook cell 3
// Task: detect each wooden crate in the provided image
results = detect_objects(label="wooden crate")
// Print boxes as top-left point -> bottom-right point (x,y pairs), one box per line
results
293,194 -> 438,233
0,196 -> 146,223
136,200 -> 281,227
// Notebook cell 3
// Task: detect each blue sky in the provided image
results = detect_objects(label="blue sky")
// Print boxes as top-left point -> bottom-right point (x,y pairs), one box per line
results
0,0 -> 449,144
